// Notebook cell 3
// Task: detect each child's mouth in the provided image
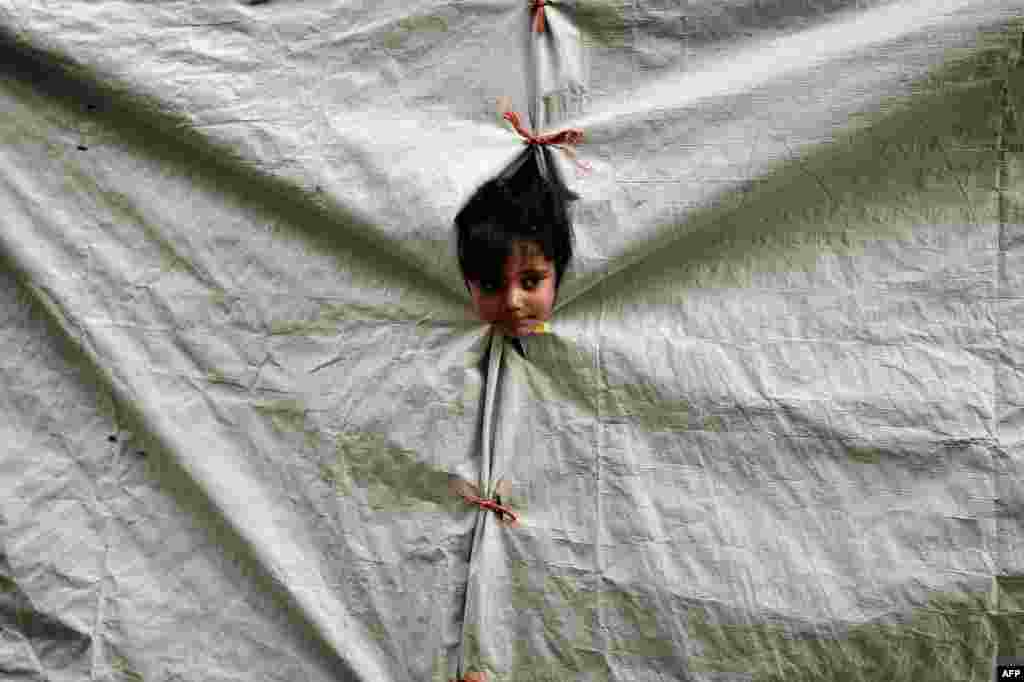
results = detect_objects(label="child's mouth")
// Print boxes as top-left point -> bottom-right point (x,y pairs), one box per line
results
505,318 -> 541,336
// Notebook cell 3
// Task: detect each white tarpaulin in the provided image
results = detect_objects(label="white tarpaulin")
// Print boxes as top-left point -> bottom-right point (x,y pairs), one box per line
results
1,1 -> 1023,680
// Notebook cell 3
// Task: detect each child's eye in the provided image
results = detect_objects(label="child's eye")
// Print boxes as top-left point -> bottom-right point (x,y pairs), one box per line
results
480,280 -> 500,293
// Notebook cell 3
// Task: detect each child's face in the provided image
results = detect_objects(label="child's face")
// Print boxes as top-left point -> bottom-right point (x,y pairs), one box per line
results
467,241 -> 557,337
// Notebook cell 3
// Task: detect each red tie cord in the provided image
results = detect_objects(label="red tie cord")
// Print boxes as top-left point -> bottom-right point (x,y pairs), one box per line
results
451,673 -> 488,682
461,492 -> 519,524
530,0 -> 547,34
502,109 -> 593,176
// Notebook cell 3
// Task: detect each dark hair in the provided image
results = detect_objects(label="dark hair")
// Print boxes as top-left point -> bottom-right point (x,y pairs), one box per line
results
454,145 -> 579,293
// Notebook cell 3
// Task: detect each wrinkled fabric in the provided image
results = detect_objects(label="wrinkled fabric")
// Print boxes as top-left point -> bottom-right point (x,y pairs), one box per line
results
0,1 -> 1022,681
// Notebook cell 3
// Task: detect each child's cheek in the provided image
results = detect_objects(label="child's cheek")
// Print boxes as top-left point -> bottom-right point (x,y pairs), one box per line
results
472,293 -> 502,323
536,283 -> 556,319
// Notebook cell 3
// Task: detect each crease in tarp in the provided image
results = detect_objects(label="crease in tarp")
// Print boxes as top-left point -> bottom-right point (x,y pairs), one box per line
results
549,1 -> 1024,313
443,9 -> 1024,680
453,327 -> 505,681
0,24 -> 469,307
0,548 -> 93,678
2,1 -> 1024,680
448,5 -> 589,675
0,161 -> 394,682
556,23 -> 1021,326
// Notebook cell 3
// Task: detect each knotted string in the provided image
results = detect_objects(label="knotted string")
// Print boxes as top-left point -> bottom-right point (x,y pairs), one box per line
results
530,0 -> 547,34
451,672 -> 488,682
501,109 -> 593,177
459,491 -> 519,524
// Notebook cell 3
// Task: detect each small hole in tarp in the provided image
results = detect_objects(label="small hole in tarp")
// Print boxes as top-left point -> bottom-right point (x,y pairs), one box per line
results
108,435 -> 118,443
86,104 -> 97,111
136,451 -> 147,457
77,145 -> 88,151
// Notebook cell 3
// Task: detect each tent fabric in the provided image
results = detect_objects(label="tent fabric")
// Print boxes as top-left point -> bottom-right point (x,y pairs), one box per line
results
1,1 -> 1023,680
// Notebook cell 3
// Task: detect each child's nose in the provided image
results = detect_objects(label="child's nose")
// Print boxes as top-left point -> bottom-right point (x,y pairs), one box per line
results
505,287 -> 526,309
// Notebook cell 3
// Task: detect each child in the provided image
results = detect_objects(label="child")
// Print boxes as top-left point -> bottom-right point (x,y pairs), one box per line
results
454,145 -> 579,340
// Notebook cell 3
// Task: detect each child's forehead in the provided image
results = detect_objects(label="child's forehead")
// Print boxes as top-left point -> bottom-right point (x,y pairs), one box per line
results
505,240 -> 551,267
